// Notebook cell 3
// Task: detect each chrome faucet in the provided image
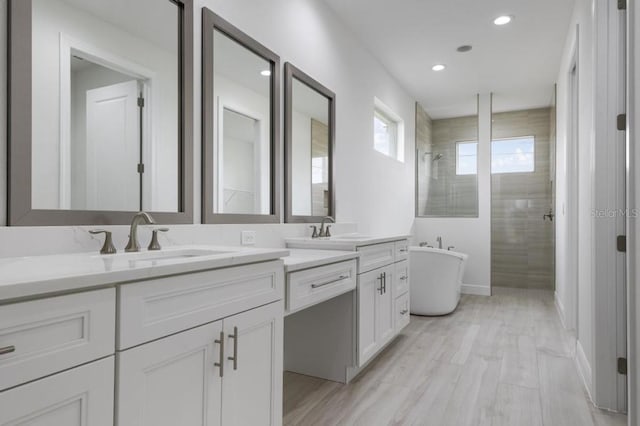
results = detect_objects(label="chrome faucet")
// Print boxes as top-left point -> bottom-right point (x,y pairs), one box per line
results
125,212 -> 156,252
318,216 -> 335,238
436,236 -> 443,249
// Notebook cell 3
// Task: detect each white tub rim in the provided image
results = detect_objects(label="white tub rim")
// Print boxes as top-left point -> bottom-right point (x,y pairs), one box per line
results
409,246 -> 468,261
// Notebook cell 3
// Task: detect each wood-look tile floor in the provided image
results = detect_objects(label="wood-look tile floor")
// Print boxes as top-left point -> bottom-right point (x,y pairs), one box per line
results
283,287 -> 628,426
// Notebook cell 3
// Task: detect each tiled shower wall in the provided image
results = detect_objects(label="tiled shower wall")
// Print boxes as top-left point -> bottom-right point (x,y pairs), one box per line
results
415,103 -> 479,217
491,108 -> 554,290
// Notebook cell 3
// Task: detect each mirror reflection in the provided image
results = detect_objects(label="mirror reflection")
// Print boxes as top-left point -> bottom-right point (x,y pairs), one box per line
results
31,0 -> 179,212
416,97 -> 479,217
290,78 -> 330,217
213,29 -> 272,215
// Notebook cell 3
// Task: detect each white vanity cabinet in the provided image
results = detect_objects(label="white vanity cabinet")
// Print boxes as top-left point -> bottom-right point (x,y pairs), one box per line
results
117,260 -> 284,426
117,301 -> 283,426
0,289 -> 116,425
358,264 -> 395,364
356,240 -> 410,366
0,252 -> 286,426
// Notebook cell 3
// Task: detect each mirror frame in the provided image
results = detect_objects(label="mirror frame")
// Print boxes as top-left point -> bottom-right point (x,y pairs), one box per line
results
284,63 -> 335,223
202,8 -> 281,224
7,0 -> 194,225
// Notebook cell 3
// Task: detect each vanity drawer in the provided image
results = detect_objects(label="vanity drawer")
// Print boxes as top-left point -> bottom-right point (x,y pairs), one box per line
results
119,260 -> 283,349
357,243 -> 396,273
395,292 -> 410,332
287,260 -> 356,314
395,240 -> 410,262
0,289 -> 116,391
395,260 -> 409,295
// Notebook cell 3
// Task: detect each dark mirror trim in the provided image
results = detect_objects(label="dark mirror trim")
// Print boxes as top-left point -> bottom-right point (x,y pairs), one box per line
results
7,0 -> 194,226
201,8 -> 281,224
284,62 -> 335,223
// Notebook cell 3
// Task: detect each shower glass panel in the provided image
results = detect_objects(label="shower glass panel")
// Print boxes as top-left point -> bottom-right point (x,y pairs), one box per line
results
415,96 -> 479,217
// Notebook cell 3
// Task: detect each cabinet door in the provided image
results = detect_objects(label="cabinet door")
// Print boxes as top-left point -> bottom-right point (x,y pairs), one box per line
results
0,357 -> 114,426
376,265 -> 395,346
221,301 -> 283,426
117,321 -> 223,426
358,268 -> 384,365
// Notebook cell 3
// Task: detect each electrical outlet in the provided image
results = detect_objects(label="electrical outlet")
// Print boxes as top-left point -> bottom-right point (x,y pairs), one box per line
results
241,230 -> 256,246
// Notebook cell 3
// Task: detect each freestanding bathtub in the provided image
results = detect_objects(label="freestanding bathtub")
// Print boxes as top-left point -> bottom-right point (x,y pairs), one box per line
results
409,246 -> 468,315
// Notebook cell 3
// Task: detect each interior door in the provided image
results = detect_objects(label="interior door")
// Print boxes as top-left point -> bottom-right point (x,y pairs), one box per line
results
86,80 -> 140,211
116,321 -> 223,426
221,301 -> 283,426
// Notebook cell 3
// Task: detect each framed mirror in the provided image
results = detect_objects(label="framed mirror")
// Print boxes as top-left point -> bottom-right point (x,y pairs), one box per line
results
8,0 -> 193,225
284,63 -> 335,223
202,9 -> 280,223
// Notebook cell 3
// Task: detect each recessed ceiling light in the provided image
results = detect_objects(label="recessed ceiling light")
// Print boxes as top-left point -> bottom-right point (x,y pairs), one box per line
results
457,45 -> 473,53
260,69 -> 271,76
493,15 -> 513,26
432,64 -> 446,71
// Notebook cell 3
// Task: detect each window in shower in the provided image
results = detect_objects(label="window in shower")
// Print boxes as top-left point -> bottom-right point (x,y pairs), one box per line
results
491,136 -> 535,173
456,141 -> 478,175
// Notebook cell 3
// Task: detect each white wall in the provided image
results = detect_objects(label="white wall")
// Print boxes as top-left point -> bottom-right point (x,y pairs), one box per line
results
0,0 -> 416,252
412,94 -> 492,294
291,110 -> 312,215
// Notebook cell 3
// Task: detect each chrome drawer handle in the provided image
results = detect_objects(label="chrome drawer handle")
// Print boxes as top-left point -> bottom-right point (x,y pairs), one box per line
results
399,248 -> 408,253
228,326 -> 238,371
311,275 -> 349,289
0,346 -> 16,355
400,309 -> 408,315
214,331 -> 224,377
400,276 -> 408,281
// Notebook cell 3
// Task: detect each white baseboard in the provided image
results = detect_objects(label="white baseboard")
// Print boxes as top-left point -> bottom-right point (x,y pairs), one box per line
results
461,284 -> 491,296
575,340 -> 594,401
554,291 -> 567,329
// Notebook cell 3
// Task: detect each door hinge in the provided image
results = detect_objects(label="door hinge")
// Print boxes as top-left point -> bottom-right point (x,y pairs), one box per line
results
617,114 -> 626,131
137,96 -> 145,108
618,0 -> 627,10
137,163 -> 145,174
617,235 -> 626,253
618,357 -> 627,375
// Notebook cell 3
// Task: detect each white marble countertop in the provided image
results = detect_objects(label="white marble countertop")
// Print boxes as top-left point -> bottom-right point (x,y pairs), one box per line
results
285,234 -> 410,251
283,249 -> 360,273
0,245 -> 289,303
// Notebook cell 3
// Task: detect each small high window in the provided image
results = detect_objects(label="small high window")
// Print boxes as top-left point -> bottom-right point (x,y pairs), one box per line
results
491,136 -> 535,173
373,98 -> 404,161
456,141 -> 478,175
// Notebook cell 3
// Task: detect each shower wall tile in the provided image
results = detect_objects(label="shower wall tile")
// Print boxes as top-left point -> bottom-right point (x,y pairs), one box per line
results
491,108 -> 554,290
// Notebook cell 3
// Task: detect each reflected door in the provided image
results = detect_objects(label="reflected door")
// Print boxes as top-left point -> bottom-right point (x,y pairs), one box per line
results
85,80 -> 140,211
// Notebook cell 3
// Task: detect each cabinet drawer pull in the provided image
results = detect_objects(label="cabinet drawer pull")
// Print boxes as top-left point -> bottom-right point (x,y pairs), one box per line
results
400,276 -> 408,281
400,309 -> 408,315
228,326 -> 238,370
311,274 -> 349,289
383,272 -> 387,294
378,273 -> 384,295
214,331 -> 224,377
399,248 -> 408,253
0,345 -> 16,355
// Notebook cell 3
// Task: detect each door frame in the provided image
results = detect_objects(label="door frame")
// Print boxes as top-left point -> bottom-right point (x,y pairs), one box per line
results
58,34 -> 155,209
591,0 -> 628,412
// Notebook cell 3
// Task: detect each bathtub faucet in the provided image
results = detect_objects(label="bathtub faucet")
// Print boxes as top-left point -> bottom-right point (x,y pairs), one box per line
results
436,236 -> 443,249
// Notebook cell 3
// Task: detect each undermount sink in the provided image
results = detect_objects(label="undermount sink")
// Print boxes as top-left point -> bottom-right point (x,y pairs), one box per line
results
329,235 -> 372,240
110,248 -> 235,263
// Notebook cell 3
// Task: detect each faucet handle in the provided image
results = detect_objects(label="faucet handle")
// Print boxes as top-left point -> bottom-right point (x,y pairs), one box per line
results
309,225 -> 319,239
148,228 -> 169,251
447,246 -> 455,251
89,229 -> 117,255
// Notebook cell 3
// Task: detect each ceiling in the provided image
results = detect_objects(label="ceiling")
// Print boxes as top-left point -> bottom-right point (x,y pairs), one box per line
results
321,0 -> 575,118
